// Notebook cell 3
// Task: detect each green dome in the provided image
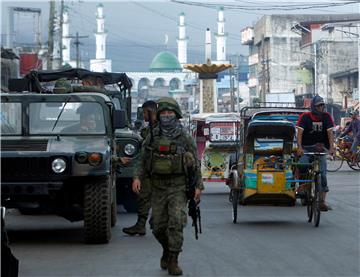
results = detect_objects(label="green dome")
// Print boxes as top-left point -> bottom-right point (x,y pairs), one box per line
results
149,51 -> 182,72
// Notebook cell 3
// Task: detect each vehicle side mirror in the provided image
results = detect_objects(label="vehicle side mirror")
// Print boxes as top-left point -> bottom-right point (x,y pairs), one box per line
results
134,119 -> 143,130
137,107 -> 144,120
113,110 -> 126,129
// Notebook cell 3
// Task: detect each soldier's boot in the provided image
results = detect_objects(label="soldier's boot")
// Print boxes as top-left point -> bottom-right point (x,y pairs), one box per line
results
167,252 -> 183,276
122,217 -> 146,236
160,248 -> 169,270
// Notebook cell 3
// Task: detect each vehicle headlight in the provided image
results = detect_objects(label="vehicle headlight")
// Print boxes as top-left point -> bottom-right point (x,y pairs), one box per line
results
52,158 -> 66,173
88,152 -> 103,166
124,143 -> 136,156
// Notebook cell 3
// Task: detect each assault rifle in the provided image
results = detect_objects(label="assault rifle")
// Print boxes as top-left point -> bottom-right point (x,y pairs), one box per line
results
188,196 -> 201,240
184,152 -> 202,240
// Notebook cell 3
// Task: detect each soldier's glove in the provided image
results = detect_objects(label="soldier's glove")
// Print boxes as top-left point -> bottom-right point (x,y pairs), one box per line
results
183,152 -> 195,168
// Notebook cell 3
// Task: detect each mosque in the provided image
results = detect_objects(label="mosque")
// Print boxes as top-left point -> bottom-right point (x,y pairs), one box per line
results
62,4 -> 245,113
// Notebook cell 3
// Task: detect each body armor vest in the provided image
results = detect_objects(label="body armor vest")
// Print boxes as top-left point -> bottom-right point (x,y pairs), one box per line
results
148,135 -> 187,175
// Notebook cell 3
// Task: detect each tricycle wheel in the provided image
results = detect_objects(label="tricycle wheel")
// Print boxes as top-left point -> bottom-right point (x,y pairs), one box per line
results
306,190 -> 313,223
232,189 -> 239,224
313,174 -> 322,227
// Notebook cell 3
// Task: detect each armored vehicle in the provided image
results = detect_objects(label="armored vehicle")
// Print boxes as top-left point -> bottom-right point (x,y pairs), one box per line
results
1,91 -> 126,243
7,68 -> 142,212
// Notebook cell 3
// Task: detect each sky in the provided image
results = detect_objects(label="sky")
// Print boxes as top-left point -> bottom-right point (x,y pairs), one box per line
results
1,0 -> 359,72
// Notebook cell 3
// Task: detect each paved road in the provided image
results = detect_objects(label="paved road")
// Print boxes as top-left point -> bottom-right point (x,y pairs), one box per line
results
5,167 -> 360,277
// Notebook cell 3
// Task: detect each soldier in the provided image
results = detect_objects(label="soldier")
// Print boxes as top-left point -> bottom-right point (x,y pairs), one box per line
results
72,75 -> 106,93
53,78 -> 73,93
62,104 -> 100,133
123,100 -> 158,236
132,97 -> 203,276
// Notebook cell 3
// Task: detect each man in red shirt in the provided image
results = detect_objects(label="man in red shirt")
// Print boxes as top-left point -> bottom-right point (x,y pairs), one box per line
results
296,95 -> 335,211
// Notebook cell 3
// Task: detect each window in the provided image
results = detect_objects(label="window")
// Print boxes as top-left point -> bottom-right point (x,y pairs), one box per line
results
29,102 -> 106,135
254,137 -> 284,151
0,103 -> 22,135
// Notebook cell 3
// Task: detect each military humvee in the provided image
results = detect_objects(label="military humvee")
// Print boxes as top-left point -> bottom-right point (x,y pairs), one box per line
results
7,68 -> 142,212
1,91 -> 125,243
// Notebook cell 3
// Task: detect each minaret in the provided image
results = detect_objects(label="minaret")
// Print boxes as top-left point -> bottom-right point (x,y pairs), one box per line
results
177,12 -> 188,67
95,4 -> 106,60
215,7 -> 228,63
205,28 -> 211,62
62,9 -> 71,65
90,3 -> 112,72
52,19 -> 61,69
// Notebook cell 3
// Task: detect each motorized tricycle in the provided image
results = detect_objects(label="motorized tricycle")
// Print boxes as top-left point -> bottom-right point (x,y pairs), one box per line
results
190,113 -> 240,184
228,104 -> 309,222
230,119 -> 297,223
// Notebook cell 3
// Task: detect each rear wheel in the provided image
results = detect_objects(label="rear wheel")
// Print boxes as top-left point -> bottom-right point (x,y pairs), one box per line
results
347,152 -> 360,171
313,174 -> 321,227
306,190 -> 313,222
232,189 -> 239,224
84,177 -> 112,244
326,154 -> 343,172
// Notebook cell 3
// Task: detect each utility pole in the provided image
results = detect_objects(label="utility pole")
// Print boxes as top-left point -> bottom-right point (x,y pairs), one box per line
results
69,32 -> 88,68
59,0 -> 64,66
230,64 -> 235,112
260,34 -> 266,102
313,42 -> 317,96
236,54 -> 240,112
47,0 -> 56,70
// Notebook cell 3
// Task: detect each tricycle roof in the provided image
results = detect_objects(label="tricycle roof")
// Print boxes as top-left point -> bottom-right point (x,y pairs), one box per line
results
191,112 -> 240,123
246,120 -> 296,139
251,109 -> 308,121
240,106 -> 308,119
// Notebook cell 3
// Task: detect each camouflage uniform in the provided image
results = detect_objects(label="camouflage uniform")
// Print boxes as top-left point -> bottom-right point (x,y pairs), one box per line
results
122,115 -> 158,235
134,97 -> 203,276
134,123 -> 157,228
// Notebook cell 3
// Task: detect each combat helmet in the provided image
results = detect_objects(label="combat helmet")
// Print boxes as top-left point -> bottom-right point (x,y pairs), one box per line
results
53,78 -> 73,93
157,97 -> 182,118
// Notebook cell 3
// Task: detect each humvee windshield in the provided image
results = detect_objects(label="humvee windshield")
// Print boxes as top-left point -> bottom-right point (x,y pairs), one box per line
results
0,102 -> 22,135
29,102 -> 106,135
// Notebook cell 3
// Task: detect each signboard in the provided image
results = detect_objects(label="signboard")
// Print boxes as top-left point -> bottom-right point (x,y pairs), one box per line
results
209,122 -> 240,142
261,173 -> 274,185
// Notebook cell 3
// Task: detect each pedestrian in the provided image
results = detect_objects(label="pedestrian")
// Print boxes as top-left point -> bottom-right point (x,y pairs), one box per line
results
123,100 -> 158,236
296,95 -> 335,211
132,97 -> 203,276
340,110 -> 360,164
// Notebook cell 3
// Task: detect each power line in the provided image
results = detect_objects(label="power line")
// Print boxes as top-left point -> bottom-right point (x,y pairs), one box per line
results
133,2 -> 241,41
170,0 -> 358,11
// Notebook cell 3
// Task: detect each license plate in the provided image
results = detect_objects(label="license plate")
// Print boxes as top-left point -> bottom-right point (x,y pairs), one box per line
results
262,174 -> 274,184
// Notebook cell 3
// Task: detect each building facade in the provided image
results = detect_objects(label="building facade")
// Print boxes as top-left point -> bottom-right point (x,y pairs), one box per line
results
241,14 -> 359,107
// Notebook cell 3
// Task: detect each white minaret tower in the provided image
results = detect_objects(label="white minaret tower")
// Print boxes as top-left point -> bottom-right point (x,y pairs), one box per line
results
177,12 -> 188,67
90,3 -> 112,72
205,28 -> 212,62
62,10 -> 71,65
215,7 -> 228,63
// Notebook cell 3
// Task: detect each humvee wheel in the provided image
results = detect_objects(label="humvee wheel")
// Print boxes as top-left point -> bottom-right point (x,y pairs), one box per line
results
84,177 -> 111,244
111,183 -> 117,228
110,171 -> 117,227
